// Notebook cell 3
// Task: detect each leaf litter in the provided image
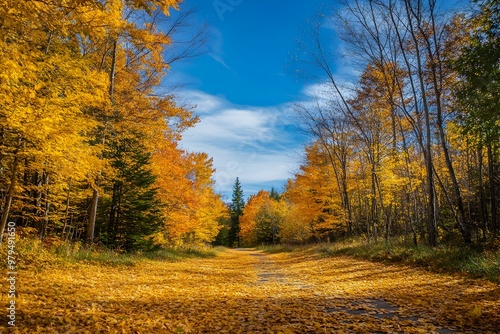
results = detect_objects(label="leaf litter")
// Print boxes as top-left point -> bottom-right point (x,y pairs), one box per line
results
2,248 -> 499,333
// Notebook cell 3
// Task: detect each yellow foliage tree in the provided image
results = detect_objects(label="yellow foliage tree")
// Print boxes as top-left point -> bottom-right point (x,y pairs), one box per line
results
239,190 -> 288,246
282,143 -> 346,242
152,142 -> 227,246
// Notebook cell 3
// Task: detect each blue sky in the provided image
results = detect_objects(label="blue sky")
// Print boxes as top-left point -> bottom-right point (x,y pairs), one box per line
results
159,0 -> 471,201
165,0 -> 333,200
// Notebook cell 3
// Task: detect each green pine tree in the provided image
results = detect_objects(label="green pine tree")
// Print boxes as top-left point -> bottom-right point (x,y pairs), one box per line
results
454,0 -> 500,234
228,177 -> 244,247
97,136 -> 162,251
213,215 -> 231,246
270,187 -> 281,201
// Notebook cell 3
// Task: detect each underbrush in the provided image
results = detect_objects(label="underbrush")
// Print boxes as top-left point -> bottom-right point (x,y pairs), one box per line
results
0,235 -> 222,269
260,238 -> 500,283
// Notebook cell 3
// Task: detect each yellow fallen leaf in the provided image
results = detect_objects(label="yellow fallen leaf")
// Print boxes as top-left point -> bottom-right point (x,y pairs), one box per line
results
413,299 -> 424,306
467,305 -> 482,319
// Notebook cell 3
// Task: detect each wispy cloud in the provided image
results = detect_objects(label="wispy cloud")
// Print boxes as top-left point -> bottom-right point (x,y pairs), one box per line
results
176,82 -> 358,200
181,90 -> 227,114
300,77 -> 357,106
207,27 -> 238,74
302,82 -> 332,99
178,90 -> 305,200
209,53 -> 235,73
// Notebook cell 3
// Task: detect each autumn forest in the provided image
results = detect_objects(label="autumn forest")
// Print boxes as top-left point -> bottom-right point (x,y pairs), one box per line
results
0,0 -> 228,250
0,0 -> 499,332
238,0 -> 500,248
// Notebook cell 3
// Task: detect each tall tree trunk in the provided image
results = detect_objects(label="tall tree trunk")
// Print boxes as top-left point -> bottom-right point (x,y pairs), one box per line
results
87,187 -> 99,245
341,164 -> 353,236
369,159 -> 379,242
478,147 -> 487,238
87,39 -> 118,246
0,126 -> 4,165
404,0 -> 437,246
62,179 -> 72,236
0,153 -> 19,244
387,0 -> 437,246
20,158 -> 29,227
487,143 -> 498,235
32,171 -> 43,231
418,1 -> 471,244
40,173 -> 50,239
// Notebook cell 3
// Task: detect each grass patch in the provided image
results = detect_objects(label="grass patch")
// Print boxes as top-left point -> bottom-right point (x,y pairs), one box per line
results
142,245 -> 221,261
318,239 -> 500,282
62,247 -> 137,266
0,236 -> 222,269
257,238 -> 500,282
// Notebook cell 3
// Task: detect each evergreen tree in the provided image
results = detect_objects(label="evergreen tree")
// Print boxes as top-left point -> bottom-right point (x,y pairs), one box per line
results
213,215 -> 231,246
97,136 -> 162,251
270,187 -> 281,201
455,0 -> 499,146
228,177 -> 244,247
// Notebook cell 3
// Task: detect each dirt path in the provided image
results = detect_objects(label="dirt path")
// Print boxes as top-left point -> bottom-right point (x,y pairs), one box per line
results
4,248 -> 500,333
238,249 -> 460,333
245,249 -> 423,331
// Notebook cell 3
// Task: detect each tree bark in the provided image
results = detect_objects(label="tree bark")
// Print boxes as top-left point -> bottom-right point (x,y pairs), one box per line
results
487,143 -> 498,235
416,0 -> 471,244
86,187 -> 99,245
0,153 -> 19,244
404,0 -> 437,246
87,39 -> 118,246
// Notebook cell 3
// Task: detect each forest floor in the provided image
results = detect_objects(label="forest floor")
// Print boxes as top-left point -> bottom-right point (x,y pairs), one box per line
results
2,247 -> 500,333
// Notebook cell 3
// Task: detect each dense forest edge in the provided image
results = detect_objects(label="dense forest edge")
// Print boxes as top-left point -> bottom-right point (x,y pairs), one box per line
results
217,0 -> 500,274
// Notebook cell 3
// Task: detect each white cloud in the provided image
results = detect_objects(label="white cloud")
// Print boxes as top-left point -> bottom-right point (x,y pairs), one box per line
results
174,81 -> 360,201
207,27 -> 238,74
178,90 -> 305,199
298,76 -> 358,114
209,53 -> 235,73
302,82 -> 332,99
182,90 -> 227,114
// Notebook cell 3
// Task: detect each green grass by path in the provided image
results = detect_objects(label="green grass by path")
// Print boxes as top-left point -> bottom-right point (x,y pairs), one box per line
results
259,239 -> 500,283
0,237 -> 221,270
